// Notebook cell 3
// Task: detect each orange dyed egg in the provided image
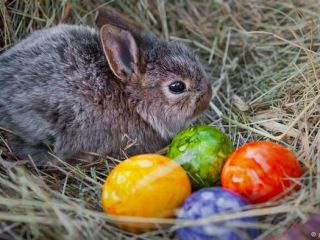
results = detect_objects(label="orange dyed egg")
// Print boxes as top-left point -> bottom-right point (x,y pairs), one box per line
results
221,141 -> 302,203
101,154 -> 191,233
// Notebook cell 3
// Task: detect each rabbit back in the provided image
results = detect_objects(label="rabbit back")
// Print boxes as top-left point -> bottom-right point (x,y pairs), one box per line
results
0,24 -> 129,161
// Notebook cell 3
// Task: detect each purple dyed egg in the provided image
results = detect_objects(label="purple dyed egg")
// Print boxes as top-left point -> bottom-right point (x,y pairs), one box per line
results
176,187 -> 260,240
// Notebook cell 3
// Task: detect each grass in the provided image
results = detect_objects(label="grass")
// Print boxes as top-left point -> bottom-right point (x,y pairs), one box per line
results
0,0 -> 319,239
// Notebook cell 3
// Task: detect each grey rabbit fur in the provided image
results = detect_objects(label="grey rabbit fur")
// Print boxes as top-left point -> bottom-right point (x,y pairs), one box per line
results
0,7 -> 212,166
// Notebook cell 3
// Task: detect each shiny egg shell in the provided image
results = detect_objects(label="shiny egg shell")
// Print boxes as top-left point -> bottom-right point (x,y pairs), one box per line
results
101,154 -> 191,233
176,187 -> 260,240
167,125 -> 234,190
221,141 -> 302,203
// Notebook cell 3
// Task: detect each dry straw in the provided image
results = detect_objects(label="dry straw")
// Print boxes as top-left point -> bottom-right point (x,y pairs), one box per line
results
0,0 -> 319,239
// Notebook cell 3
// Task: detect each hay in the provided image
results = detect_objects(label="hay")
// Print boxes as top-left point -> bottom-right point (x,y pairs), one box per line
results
0,0 -> 319,239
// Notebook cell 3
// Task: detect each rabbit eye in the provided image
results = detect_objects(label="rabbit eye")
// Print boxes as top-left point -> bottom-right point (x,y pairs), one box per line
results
169,81 -> 186,94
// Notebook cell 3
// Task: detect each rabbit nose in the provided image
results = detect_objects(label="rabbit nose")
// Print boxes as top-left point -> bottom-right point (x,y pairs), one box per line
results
207,82 -> 212,97
193,83 -> 212,116
204,82 -> 213,104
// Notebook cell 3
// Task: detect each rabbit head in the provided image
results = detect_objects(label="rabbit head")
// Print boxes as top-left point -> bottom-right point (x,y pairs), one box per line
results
98,8 -> 212,141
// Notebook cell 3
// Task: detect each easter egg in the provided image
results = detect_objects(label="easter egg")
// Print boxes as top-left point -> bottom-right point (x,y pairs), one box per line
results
101,154 -> 191,233
176,187 -> 260,240
167,125 -> 233,189
267,213 -> 320,240
221,141 -> 302,203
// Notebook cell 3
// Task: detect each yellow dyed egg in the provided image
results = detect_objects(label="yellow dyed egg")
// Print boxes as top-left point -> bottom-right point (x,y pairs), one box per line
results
101,154 -> 191,233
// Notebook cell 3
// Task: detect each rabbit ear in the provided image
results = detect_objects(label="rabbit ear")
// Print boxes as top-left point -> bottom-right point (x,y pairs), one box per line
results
100,24 -> 139,81
95,7 -> 141,31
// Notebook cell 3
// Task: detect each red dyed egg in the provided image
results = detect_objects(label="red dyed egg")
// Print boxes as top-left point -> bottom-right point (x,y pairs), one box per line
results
221,141 -> 302,203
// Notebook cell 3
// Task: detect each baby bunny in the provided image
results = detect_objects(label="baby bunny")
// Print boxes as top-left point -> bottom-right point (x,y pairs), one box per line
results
0,7 -> 212,166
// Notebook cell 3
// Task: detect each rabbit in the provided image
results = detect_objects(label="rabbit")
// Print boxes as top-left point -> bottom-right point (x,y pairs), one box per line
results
0,7 -> 212,167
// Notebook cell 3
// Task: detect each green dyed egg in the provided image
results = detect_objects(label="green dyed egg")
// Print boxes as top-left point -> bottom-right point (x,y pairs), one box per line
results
167,125 -> 233,190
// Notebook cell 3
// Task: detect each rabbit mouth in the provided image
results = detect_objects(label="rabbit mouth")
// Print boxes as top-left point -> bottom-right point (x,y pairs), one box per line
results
186,117 -> 197,126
